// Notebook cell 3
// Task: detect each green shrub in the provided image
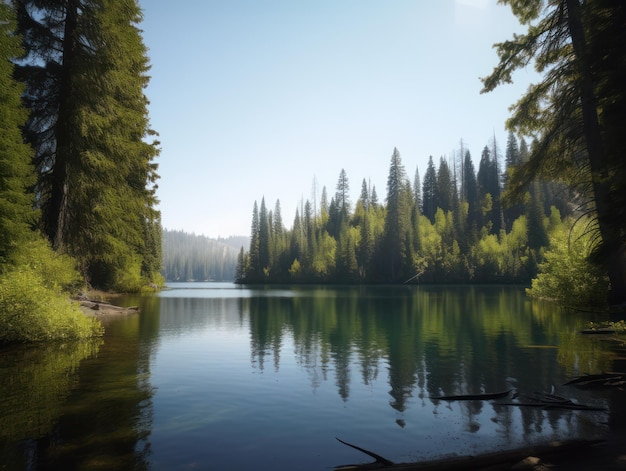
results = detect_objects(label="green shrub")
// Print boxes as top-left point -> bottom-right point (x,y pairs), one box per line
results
0,266 -> 103,344
527,218 -> 608,306
10,238 -> 84,294
0,238 -> 103,344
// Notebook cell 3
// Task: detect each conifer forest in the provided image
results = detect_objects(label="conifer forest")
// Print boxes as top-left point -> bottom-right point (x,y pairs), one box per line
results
238,140 -> 574,286
0,0 -> 625,309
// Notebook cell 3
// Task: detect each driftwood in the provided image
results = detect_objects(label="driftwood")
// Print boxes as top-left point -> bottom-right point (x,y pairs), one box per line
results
335,438 -> 394,469
78,300 -> 139,317
430,389 -> 512,401
580,328 -> 616,335
335,438 -> 605,470
564,372 -> 626,389
498,391 -> 607,411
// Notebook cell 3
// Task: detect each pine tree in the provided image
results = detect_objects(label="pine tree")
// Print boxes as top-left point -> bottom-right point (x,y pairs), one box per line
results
422,156 -> 437,222
15,0 -> 161,289
462,151 -> 481,240
335,168 -> 351,222
477,146 -> 501,234
435,157 -> 453,213
248,201 -> 260,277
413,166 -> 421,213
258,197 -> 270,274
0,3 -> 36,265
381,148 -> 410,281
235,247 -> 246,283
482,0 -> 626,304
503,131 -> 524,230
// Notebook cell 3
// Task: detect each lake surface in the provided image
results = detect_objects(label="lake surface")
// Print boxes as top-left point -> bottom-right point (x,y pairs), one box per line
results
0,283 -> 621,470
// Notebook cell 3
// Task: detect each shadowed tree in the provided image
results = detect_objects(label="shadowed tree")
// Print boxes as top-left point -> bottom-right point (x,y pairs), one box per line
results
381,148 -> 411,281
15,0 -> 161,289
422,156 -> 437,222
482,0 -> 626,304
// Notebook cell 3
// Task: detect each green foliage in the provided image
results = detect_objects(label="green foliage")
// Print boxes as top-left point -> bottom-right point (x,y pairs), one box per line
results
15,0 -> 161,291
0,266 -> 103,345
0,237 -> 102,344
10,238 -> 83,293
527,218 -> 609,306
586,320 -> 626,334
0,2 -> 36,264
0,340 -> 101,441
239,145 -> 575,288
483,0 -> 626,304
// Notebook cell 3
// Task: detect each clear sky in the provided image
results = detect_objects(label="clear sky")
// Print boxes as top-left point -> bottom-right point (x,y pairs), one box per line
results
141,0 -> 535,238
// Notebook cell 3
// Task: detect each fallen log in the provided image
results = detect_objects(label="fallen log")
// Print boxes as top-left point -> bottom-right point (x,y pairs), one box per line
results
335,438 -> 394,469
497,392 -> 607,411
334,439 -> 605,470
430,389 -> 512,401
580,328 -> 615,334
564,372 -> 626,388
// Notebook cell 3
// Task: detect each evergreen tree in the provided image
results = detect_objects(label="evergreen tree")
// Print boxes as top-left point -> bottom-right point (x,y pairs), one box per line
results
422,156 -> 437,222
381,148 -> 410,281
477,146 -> 501,234
290,208 -> 303,264
482,0 -> 626,304
15,0 -> 161,289
319,186 -> 329,228
258,197 -> 270,274
435,157 -> 453,212
358,179 -> 369,210
413,166 -> 421,212
503,131 -> 524,230
370,185 -> 379,207
335,168 -> 351,222
235,247 -> 246,283
0,2 -> 36,265
462,151 -> 481,241
248,201 -> 260,277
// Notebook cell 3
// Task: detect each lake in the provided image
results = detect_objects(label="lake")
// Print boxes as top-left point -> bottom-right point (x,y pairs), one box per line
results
0,283 -> 620,470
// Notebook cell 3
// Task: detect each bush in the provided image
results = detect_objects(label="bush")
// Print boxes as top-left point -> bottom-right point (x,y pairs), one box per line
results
0,239 -> 103,344
527,218 -> 608,306
10,238 -> 84,294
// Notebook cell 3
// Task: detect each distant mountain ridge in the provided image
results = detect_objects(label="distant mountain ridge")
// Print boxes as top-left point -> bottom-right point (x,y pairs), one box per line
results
161,229 -> 249,282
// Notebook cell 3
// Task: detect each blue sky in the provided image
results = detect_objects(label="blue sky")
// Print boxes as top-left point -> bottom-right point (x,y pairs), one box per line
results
141,0 -> 536,238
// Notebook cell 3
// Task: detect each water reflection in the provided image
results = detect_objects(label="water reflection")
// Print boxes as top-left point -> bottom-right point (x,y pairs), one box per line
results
0,295 -> 160,470
157,285 -> 613,440
1,285 -> 614,470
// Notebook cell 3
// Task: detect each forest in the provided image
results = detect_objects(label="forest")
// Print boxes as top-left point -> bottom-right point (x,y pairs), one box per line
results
237,0 -> 626,309
0,0 -> 161,343
237,137 -> 589,291
1,0 -> 625,348
161,230 -> 244,282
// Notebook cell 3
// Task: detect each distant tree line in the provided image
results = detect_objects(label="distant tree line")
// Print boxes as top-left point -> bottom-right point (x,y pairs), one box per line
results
237,134 -> 574,285
162,230 -> 244,282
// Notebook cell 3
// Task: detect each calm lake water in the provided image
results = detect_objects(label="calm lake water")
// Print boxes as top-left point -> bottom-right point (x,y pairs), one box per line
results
0,283 -> 621,470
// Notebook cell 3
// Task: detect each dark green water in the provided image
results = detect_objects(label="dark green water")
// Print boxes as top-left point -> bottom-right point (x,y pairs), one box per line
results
0,284 -> 619,470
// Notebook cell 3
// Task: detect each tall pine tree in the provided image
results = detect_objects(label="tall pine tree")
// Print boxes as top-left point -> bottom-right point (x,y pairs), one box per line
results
15,0 -> 161,289
0,2 -> 36,265
381,148 -> 410,281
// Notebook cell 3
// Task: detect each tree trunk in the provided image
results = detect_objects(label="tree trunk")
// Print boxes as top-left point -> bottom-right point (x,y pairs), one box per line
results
48,0 -> 79,251
565,0 -> 626,305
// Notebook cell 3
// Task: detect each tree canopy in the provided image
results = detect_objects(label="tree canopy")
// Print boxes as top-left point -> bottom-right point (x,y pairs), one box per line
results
482,0 -> 626,305
13,0 -> 161,290
238,143 -> 573,286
